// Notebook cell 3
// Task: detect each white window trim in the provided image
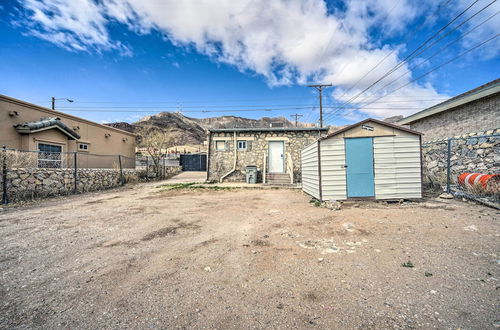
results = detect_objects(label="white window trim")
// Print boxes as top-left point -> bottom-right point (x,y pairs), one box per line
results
215,141 -> 226,151
237,140 -> 247,150
78,143 -> 90,152
37,142 -> 63,168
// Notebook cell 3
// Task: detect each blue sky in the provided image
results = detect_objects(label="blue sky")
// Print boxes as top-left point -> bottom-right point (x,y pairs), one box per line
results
0,0 -> 498,126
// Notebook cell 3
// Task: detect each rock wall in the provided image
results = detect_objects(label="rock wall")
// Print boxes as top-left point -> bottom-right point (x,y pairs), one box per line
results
409,93 -> 500,141
0,166 -> 182,203
208,131 -> 323,182
422,129 -> 500,189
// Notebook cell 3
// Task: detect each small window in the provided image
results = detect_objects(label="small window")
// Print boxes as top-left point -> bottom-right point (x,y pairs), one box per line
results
215,141 -> 226,151
78,143 -> 89,151
237,141 -> 247,150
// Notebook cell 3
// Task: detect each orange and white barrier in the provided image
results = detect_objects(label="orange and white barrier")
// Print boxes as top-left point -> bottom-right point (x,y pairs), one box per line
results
458,173 -> 500,192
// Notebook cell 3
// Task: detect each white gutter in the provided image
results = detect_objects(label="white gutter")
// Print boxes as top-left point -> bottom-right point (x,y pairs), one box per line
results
220,131 -> 237,182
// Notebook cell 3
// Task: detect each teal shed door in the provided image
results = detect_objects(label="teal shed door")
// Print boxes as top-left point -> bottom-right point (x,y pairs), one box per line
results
345,138 -> 375,197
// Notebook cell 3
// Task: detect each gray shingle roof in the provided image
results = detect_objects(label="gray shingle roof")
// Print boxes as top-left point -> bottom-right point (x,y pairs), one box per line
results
14,117 -> 81,140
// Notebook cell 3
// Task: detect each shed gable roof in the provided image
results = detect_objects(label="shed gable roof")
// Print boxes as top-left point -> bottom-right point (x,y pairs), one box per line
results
320,118 -> 421,140
14,117 -> 81,140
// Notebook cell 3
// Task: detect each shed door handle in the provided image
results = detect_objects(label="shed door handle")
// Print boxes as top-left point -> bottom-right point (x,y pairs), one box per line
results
342,165 -> 348,168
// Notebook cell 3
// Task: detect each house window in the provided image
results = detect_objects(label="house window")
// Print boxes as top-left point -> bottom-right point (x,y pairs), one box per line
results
37,143 -> 62,168
78,143 -> 89,151
215,141 -> 226,151
237,140 -> 247,150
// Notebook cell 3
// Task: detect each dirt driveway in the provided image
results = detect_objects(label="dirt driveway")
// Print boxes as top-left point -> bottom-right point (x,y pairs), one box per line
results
0,180 -> 498,329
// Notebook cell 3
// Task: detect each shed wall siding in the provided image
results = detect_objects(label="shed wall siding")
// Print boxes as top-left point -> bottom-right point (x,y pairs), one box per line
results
301,142 -> 320,199
373,136 -> 422,199
320,138 -> 347,200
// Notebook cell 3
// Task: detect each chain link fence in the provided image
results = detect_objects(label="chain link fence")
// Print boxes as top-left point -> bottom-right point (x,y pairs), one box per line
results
1,147 -> 180,204
422,133 -> 500,208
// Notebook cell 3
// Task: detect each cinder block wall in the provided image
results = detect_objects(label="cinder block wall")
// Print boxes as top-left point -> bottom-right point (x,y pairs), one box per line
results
409,93 -> 500,141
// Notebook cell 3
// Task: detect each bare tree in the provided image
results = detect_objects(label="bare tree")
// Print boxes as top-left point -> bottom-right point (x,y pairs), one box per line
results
138,127 -> 175,177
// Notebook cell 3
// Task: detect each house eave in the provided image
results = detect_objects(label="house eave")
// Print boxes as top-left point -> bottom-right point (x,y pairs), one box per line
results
398,81 -> 500,125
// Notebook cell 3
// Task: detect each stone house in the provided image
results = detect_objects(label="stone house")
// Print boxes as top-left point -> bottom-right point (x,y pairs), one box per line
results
206,127 -> 328,183
0,94 -> 136,168
398,78 -> 499,141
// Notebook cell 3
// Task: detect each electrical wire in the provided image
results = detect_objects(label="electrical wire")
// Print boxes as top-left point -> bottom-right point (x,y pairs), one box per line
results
325,33 -> 499,124
322,0 -> 486,124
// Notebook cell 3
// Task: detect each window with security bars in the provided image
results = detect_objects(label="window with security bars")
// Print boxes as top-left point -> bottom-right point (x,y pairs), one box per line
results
37,143 -> 62,168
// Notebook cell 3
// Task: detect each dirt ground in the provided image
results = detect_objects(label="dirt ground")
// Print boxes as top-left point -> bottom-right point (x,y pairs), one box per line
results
0,179 -> 499,329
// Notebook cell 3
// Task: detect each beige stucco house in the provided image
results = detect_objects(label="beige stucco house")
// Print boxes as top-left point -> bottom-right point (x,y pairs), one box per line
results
0,94 -> 136,168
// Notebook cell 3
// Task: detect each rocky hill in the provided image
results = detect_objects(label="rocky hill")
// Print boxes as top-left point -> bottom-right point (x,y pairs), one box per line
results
105,112 -> 310,146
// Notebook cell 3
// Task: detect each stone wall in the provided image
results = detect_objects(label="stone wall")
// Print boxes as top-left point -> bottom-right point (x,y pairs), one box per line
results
422,129 -> 500,190
409,93 -> 500,141
0,166 -> 182,203
208,131 -> 323,182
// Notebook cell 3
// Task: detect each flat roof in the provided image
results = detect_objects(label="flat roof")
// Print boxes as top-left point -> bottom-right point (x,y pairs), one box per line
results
209,127 -> 328,133
0,94 -> 136,137
399,78 -> 500,125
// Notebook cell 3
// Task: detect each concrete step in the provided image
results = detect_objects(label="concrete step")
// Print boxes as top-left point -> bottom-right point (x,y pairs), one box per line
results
266,173 -> 292,184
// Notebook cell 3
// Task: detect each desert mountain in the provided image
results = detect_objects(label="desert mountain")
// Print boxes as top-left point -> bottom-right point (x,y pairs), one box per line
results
106,112 -> 310,146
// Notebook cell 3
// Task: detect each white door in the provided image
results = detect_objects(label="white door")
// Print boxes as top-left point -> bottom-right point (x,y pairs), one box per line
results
268,141 -> 284,173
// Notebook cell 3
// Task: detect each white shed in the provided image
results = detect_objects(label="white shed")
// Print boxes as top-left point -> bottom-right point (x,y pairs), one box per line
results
301,118 -> 422,201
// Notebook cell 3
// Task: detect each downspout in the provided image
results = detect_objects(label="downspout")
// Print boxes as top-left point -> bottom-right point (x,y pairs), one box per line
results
206,131 -> 211,182
220,131 -> 237,182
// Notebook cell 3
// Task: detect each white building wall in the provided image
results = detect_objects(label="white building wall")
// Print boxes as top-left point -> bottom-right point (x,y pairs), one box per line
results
320,138 -> 347,200
301,142 -> 320,199
373,136 -> 422,199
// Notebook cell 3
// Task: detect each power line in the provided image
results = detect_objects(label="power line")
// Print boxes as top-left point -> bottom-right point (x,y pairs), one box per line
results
56,106 -> 431,114
324,0 -> 454,116
325,33 -> 499,124
375,9 -> 500,94
322,0 -> 484,124
53,98 -> 447,110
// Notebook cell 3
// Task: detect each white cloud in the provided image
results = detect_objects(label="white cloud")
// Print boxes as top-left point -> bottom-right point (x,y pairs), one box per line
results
17,0 -> 497,120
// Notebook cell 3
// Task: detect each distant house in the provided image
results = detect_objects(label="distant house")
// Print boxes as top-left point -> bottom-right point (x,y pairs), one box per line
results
207,127 -> 328,183
0,94 -> 136,168
399,78 -> 500,141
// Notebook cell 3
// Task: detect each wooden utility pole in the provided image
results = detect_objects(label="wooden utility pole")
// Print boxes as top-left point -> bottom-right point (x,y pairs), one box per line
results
307,84 -> 332,128
290,114 -> 303,127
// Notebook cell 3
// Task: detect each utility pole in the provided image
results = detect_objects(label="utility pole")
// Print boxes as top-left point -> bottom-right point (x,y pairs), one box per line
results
307,84 -> 332,128
290,113 -> 303,127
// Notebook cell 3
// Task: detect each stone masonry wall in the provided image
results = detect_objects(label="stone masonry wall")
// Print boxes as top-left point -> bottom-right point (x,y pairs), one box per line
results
422,129 -> 500,190
0,166 -> 182,203
409,93 -> 499,141
208,131 -> 323,182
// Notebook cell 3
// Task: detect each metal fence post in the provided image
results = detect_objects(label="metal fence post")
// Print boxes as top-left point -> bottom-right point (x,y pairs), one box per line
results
2,145 -> 8,204
118,155 -> 124,185
73,152 -> 78,194
163,158 -> 166,179
446,138 -> 452,194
